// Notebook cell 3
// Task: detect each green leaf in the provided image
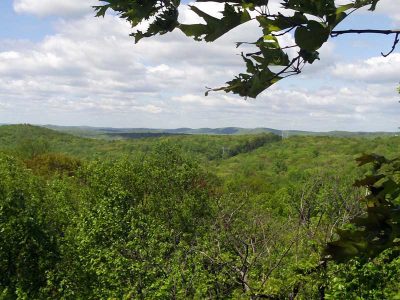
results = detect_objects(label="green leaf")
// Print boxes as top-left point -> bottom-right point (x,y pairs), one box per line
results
336,3 -> 354,14
369,0 -> 379,10
283,0 -> 336,17
299,49 -> 320,64
356,153 -> 387,167
93,5 -> 110,18
179,4 -> 251,42
295,20 -> 330,51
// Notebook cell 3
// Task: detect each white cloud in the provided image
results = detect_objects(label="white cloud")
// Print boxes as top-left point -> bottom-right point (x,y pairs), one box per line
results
333,53 -> 400,83
374,0 -> 400,23
13,0 -> 96,18
173,94 -> 250,107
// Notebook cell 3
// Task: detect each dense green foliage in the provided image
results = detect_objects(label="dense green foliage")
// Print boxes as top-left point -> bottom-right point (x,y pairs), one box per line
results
0,125 -> 280,161
0,125 -> 399,298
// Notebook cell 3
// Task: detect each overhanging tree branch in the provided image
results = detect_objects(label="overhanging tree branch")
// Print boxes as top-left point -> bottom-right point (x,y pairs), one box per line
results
331,29 -> 400,58
331,29 -> 400,37
95,0 -> 396,98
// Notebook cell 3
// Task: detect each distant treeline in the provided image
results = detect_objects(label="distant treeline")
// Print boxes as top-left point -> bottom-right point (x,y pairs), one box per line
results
107,132 -> 187,139
43,124 -> 399,138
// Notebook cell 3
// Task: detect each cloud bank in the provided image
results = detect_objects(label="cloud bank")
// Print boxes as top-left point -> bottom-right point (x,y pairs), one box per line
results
13,0 -> 95,18
0,0 -> 398,130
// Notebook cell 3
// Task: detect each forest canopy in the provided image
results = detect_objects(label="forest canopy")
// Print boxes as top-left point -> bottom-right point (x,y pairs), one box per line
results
1,125 -> 400,298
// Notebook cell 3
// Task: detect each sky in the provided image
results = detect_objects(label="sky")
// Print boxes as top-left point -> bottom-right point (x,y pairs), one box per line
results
0,0 -> 399,131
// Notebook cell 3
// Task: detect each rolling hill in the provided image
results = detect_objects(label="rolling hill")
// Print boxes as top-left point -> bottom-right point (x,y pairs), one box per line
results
42,124 -> 399,139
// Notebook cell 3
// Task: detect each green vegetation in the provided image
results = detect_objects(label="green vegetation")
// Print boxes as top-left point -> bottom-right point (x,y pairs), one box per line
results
1,124 -> 400,299
0,124 -> 281,161
45,124 -> 399,139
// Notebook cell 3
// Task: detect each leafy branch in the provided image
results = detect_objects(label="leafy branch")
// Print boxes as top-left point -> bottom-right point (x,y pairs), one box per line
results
94,0 -> 394,98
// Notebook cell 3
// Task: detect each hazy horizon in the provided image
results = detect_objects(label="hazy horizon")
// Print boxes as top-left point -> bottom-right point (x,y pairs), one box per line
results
2,123 -> 399,133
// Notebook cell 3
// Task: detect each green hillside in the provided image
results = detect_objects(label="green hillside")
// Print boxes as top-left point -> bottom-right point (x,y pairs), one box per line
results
0,124 -> 281,161
1,124 -> 400,299
43,124 -> 399,139
0,124 -> 129,159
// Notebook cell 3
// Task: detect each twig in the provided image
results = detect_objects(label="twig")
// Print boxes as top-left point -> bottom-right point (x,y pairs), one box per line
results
382,33 -> 400,57
261,240 -> 296,287
272,26 -> 296,37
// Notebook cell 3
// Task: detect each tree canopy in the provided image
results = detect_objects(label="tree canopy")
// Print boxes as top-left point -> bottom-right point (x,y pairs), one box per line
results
94,0 -> 399,98
2,125 -> 400,298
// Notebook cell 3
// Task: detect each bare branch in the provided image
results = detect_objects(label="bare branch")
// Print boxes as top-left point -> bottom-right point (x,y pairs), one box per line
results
331,29 -> 400,37
331,29 -> 400,58
382,33 -> 400,57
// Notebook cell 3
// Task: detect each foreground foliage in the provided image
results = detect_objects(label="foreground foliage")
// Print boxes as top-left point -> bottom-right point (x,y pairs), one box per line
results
94,0 -> 399,98
326,154 -> 400,262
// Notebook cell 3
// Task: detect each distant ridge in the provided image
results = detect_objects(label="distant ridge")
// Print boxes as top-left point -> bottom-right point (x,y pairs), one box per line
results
37,125 -> 399,139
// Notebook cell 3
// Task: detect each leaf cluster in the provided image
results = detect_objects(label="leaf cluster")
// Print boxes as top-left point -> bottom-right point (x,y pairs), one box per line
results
325,154 -> 400,262
94,0 -> 382,98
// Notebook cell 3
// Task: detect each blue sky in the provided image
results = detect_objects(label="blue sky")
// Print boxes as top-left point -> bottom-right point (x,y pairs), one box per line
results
0,0 -> 55,40
0,0 -> 399,131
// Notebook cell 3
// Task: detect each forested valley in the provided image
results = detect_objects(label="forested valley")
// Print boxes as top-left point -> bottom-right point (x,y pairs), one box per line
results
1,124 -> 400,299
